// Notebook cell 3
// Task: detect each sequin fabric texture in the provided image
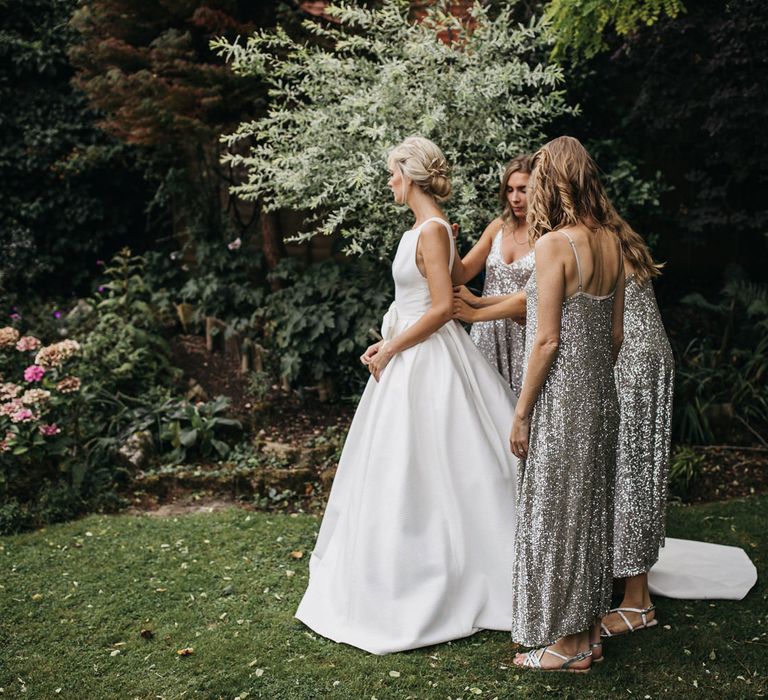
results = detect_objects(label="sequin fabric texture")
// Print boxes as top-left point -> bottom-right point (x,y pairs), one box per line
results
510,263 -> 619,647
613,275 -> 674,577
470,229 -> 535,396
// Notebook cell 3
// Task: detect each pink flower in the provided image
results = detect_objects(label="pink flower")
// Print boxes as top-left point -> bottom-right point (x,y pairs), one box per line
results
39,423 -> 61,436
23,365 -> 46,382
16,336 -> 42,352
0,432 -> 12,452
0,400 -> 22,417
227,237 -> 242,251
11,408 -> 35,423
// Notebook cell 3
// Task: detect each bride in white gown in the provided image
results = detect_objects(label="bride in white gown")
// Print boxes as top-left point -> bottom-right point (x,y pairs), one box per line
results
295,136 -> 519,655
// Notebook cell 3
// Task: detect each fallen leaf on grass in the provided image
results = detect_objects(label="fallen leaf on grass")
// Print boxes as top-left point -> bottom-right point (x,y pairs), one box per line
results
388,671 -> 401,678
177,647 -> 194,656
110,650 -> 121,657
290,551 -> 304,559
31,593 -> 43,601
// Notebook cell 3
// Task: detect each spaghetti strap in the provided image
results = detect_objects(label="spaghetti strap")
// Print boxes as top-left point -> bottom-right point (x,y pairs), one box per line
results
614,237 -> 624,293
559,230 -> 583,292
415,216 -> 455,269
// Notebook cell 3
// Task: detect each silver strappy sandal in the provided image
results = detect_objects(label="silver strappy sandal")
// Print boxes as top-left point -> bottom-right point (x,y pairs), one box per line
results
600,605 -> 658,638
520,645 -> 592,673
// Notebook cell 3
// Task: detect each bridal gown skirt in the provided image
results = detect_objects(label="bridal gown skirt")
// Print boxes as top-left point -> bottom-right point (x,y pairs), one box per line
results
295,319 -> 518,655
649,538 -> 757,600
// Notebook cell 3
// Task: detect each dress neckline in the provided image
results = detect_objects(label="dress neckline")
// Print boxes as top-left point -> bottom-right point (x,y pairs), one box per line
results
495,228 -> 534,266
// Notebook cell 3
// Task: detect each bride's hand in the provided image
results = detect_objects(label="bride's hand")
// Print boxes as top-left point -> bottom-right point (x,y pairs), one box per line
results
453,297 -> 477,323
510,413 -> 530,459
453,285 -> 479,306
368,342 -> 394,382
360,340 -> 383,366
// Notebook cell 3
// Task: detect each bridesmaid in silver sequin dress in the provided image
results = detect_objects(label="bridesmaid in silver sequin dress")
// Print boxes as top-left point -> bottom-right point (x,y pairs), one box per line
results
600,240 -> 674,638
451,156 -> 534,395
509,137 -> 625,673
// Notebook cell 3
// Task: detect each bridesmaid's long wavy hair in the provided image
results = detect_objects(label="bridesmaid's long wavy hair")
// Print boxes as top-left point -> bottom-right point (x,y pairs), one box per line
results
499,154 -> 533,229
527,136 -> 662,284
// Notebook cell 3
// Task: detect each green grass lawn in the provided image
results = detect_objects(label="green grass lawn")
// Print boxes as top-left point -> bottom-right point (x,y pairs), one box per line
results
1,498 -> 765,700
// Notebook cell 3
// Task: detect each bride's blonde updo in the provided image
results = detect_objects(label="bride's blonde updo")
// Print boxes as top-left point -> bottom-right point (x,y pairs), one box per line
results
387,136 -> 452,202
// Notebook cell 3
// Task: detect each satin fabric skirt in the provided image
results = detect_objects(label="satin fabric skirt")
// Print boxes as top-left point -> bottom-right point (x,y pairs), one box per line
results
295,318 -> 518,654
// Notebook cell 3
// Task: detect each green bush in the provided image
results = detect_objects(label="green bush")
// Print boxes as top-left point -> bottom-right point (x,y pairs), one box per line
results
262,257 -> 392,393
216,0 -> 572,257
672,273 -> 768,444
158,396 -> 242,464
0,0 -> 149,303
78,248 -> 176,397
668,445 -> 705,499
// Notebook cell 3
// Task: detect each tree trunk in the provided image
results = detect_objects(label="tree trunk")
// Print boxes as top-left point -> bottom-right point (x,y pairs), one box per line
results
261,207 -> 285,290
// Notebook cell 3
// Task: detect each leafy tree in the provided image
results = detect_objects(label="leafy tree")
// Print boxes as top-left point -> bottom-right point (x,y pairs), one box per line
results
0,0 -> 149,303
554,0 -> 768,289
544,0 -> 686,60
69,1 -> 296,271
215,0 -> 572,257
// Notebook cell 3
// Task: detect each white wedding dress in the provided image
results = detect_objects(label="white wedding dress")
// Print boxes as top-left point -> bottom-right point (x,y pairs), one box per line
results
295,217 -> 519,654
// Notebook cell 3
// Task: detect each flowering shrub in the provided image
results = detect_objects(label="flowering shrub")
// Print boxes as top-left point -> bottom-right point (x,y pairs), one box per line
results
215,1 -> 572,256
0,327 -> 83,495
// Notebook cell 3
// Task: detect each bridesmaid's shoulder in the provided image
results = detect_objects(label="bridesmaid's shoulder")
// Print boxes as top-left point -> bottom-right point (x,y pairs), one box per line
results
533,230 -> 568,254
479,216 -> 504,241
486,215 -> 504,231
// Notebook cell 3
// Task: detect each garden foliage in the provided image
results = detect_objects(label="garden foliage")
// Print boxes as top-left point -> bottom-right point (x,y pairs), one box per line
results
263,257 -> 392,392
0,0 -> 148,302
215,0 -> 572,257
672,274 -> 768,445
545,0 -> 686,60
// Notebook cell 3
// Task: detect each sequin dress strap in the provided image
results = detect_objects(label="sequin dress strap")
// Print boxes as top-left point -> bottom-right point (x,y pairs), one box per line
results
559,230 -> 583,292
414,216 -> 455,268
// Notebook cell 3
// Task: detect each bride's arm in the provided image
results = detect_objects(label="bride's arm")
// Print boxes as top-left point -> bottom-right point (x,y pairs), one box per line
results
509,235 -> 564,458
368,223 -> 453,381
450,217 -> 500,285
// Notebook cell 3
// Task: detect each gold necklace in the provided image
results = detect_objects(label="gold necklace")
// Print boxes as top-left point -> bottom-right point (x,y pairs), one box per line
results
506,222 -> 528,247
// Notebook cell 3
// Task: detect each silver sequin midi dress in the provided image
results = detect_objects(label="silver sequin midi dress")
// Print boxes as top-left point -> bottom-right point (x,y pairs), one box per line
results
510,232 -> 620,647
469,229 -> 535,396
612,274 -> 674,578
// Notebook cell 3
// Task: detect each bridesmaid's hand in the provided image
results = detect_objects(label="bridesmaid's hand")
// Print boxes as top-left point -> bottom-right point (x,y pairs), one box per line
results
453,285 -> 479,306
368,342 -> 394,382
360,340 -> 383,366
510,413 -> 530,459
452,297 -> 477,323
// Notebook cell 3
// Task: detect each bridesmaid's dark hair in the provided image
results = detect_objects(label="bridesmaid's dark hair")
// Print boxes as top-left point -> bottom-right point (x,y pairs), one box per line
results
528,136 -> 662,284
499,154 -> 533,230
